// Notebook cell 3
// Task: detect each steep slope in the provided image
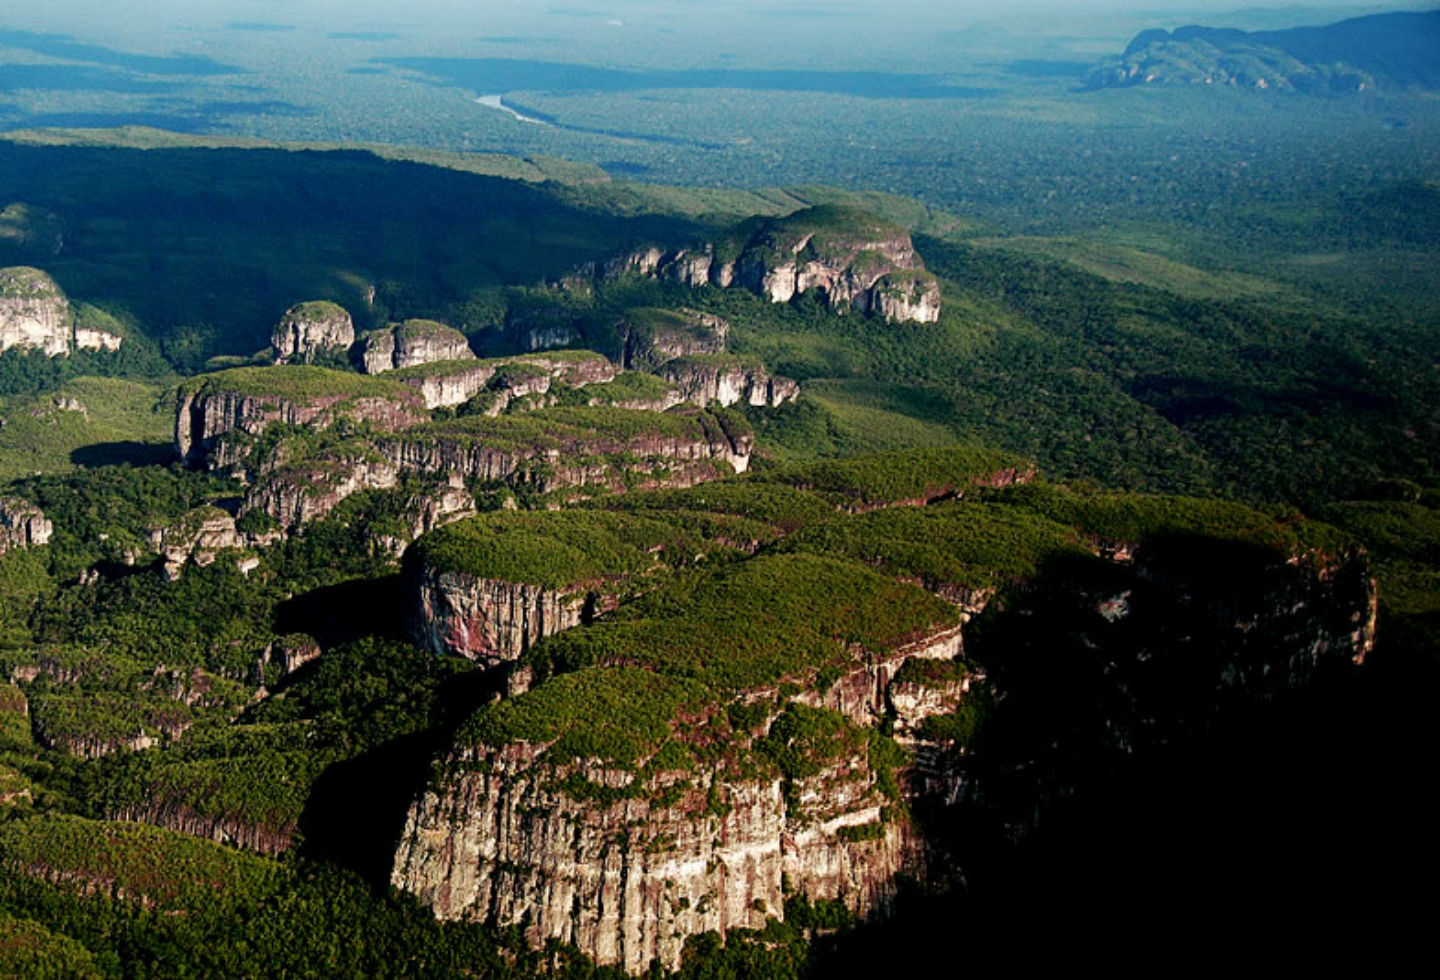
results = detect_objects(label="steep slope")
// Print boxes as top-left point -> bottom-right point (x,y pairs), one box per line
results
1088,11 -> 1440,91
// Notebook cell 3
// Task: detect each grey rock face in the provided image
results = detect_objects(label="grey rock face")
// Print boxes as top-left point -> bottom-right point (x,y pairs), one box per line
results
271,301 -> 355,363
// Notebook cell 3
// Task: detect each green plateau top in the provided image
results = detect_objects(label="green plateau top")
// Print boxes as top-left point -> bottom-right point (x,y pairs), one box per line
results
178,365 -> 422,405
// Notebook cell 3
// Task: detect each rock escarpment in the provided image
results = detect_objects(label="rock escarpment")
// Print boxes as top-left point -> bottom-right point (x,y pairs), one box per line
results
271,301 -> 355,364
0,266 -> 71,356
0,267 -> 123,355
620,308 -> 729,369
377,406 -> 754,497
174,366 -> 428,471
1085,13 -> 1440,93
660,355 -> 799,409
391,473 -> 1383,974
594,207 -> 942,324
0,497 -> 52,555
359,319 -> 474,374
392,351 -> 620,413
393,554 -> 958,973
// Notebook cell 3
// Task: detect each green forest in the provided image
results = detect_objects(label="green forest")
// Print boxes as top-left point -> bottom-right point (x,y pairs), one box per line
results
0,89 -> 1435,978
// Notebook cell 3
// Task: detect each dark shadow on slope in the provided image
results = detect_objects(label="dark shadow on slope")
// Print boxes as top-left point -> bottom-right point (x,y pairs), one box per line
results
69,441 -> 176,468
273,575 -> 408,649
296,665 -> 504,886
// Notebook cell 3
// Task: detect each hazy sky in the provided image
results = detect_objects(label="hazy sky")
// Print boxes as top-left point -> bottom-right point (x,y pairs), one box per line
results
4,1 -> 1432,73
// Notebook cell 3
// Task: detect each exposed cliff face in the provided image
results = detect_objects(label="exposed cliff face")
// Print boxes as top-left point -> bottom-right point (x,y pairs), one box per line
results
242,452 -> 400,530
595,207 -> 942,324
393,723 -> 916,974
0,266 -> 70,356
174,369 -> 428,471
0,496 -> 52,555
410,567 -> 587,665
621,308 -> 729,369
660,356 -> 799,409
377,409 -> 753,497
271,301 -> 355,364
360,320 -> 474,374
146,506 -> 246,580
113,801 -> 295,857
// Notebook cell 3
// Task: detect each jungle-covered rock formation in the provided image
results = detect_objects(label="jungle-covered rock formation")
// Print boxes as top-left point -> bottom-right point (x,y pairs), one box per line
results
0,496 -> 51,555
270,301 -> 355,364
173,366 -> 429,470
0,266 -> 123,356
390,454 -> 1378,974
358,319 -> 475,374
592,206 -> 942,324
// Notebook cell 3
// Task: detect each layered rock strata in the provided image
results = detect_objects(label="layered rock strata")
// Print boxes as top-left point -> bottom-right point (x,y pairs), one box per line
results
174,367 -> 428,470
271,301 -> 355,364
660,356 -> 799,409
377,408 -> 753,495
359,319 -> 474,374
0,497 -> 52,555
393,741 -> 916,974
0,267 -> 122,355
594,207 -> 942,324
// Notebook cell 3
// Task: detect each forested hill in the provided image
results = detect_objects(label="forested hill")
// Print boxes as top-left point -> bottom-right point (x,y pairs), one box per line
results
1087,10 -> 1440,92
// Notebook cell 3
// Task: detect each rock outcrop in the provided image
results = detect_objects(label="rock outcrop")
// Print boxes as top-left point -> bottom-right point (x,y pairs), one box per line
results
0,267 -> 70,356
393,736 -> 916,975
359,320 -> 474,374
271,301 -> 355,364
392,551 -> 964,974
391,351 -> 619,412
174,366 -> 428,471
0,497 -> 52,555
146,506 -> 247,580
411,570 -> 588,665
377,407 -> 754,497
593,207 -> 942,324
620,308 -> 729,369
0,268 -> 123,355
241,450 -> 400,530
659,356 -> 799,409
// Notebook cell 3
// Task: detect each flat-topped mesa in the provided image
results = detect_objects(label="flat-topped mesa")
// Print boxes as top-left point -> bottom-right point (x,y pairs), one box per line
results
174,366 -> 429,471
659,354 -> 799,409
359,319 -> 475,374
406,510 -> 707,664
0,266 -> 71,356
391,350 -> 620,412
597,206 -> 942,324
240,448 -> 399,531
392,554 -> 961,974
0,496 -> 52,555
377,405 -> 754,498
620,308 -> 729,369
270,301 -> 355,364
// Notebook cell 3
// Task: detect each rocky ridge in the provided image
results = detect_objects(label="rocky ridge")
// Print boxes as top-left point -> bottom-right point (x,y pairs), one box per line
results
588,207 -> 942,324
0,266 -> 123,356
1086,12 -> 1440,92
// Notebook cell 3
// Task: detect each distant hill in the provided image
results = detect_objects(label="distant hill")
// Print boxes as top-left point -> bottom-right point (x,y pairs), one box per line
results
1086,10 -> 1440,92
